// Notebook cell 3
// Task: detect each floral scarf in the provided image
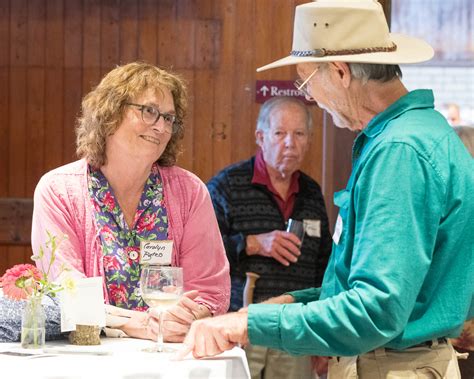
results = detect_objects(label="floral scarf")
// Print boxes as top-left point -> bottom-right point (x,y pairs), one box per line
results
88,164 -> 168,310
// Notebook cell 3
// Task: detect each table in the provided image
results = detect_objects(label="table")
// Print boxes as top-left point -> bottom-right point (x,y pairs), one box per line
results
0,337 -> 250,378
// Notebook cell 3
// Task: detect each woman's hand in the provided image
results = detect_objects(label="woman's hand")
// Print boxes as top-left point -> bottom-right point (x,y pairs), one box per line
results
110,291 -> 211,342
115,308 -> 154,340
149,290 -> 212,342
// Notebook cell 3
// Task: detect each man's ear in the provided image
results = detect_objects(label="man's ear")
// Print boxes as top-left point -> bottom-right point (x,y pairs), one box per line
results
330,62 -> 352,88
255,130 -> 264,147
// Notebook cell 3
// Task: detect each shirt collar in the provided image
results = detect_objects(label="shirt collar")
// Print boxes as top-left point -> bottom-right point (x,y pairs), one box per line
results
362,89 -> 435,139
252,149 -> 300,198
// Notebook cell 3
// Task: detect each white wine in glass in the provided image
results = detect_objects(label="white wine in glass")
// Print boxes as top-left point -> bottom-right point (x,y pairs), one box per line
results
140,265 -> 183,352
142,292 -> 181,309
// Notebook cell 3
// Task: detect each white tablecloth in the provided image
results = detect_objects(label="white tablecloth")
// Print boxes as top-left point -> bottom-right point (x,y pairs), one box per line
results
0,337 -> 250,378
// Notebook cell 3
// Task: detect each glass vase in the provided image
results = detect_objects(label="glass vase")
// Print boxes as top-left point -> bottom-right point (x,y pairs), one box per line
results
21,296 -> 46,349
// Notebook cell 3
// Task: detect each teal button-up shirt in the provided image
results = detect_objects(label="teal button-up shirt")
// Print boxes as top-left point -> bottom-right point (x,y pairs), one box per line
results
248,90 -> 474,356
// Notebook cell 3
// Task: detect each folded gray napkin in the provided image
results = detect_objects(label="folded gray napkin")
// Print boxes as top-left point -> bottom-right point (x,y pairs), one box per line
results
0,295 -> 66,342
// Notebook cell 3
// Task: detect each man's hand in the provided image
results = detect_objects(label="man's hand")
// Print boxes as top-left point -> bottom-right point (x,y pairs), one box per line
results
246,231 -> 301,266
175,312 -> 249,359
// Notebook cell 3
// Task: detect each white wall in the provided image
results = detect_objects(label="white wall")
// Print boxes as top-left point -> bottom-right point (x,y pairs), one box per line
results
391,0 -> 473,126
400,65 -> 474,126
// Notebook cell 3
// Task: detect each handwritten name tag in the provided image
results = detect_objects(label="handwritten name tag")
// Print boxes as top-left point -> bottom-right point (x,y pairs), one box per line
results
140,240 -> 173,265
303,219 -> 321,237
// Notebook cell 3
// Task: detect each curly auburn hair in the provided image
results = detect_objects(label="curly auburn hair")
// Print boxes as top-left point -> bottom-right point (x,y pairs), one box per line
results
76,62 -> 187,168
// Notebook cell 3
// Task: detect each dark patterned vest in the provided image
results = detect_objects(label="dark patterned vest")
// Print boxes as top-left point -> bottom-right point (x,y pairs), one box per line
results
207,157 -> 332,311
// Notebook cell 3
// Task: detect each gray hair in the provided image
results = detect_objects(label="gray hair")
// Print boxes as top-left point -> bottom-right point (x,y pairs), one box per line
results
348,63 -> 402,84
256,96 -> 313,138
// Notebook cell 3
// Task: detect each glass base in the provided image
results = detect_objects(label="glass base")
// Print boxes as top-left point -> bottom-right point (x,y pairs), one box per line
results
21,327 -> 46,349
142,344 -> 177,353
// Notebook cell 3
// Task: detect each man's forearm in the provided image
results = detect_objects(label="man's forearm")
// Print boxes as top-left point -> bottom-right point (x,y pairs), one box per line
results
261,294 -> 295,304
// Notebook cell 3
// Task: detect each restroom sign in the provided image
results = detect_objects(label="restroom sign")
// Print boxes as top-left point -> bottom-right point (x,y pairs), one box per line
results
255,80 -> 313,104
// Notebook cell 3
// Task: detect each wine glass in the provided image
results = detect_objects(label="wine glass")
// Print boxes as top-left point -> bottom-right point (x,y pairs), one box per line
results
139,265 -> 183,352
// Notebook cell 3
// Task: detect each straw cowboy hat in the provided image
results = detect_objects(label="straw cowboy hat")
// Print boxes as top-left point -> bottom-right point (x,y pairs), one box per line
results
257,0 -> 434,72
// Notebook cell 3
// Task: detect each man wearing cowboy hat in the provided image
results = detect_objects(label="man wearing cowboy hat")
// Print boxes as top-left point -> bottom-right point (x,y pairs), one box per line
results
177,1 -> 474,377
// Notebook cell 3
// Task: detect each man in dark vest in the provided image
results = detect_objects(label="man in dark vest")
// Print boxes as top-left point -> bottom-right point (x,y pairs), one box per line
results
207,96 -> 332,379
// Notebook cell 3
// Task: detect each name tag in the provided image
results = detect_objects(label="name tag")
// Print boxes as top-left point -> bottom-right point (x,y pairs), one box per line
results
333,214 -> 343,245
303,219 -> 321,237
140,240 -> 173,265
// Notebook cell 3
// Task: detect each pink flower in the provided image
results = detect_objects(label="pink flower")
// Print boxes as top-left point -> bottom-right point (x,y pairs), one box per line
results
136,212 -> 157,232
103,255 -> 121,272
109,283 -> 128,304
1,232 -> 71,306
102,191 -> 116,212
0,264 -> 42,300
135,209 -> 144,223
101,225 -> 115,245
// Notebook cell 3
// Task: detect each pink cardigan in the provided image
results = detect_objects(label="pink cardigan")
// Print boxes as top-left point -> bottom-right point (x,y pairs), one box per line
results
31,159 -> 230,315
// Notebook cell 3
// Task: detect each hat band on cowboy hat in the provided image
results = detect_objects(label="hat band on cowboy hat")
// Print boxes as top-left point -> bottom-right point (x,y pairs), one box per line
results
257,0 -> 434,72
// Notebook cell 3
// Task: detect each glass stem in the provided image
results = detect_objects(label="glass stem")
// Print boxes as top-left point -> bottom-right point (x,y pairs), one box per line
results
157,311 -> 164,352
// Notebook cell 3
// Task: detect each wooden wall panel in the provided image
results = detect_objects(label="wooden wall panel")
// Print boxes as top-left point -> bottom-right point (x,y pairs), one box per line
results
210,0 -> 234,174
231,0 -> 255,164
63,0 -> 82,163
7,0 -> 29,273
0,198 -> 33,245
0,0 -> 9,273
192,69 -> 214,180
0,0 -> 9,197
26,0 -> 46,195
101,0 -> 120,72
119,0 -> 138,63
44,0 -> 64,172
9,1 -> 27,198
193,18 -> 219,180
137,0 -> 157,64
82,0 -> 101,94
1,0 -> 378,274
175,0 -> 196,70
156,0 -> 177,69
